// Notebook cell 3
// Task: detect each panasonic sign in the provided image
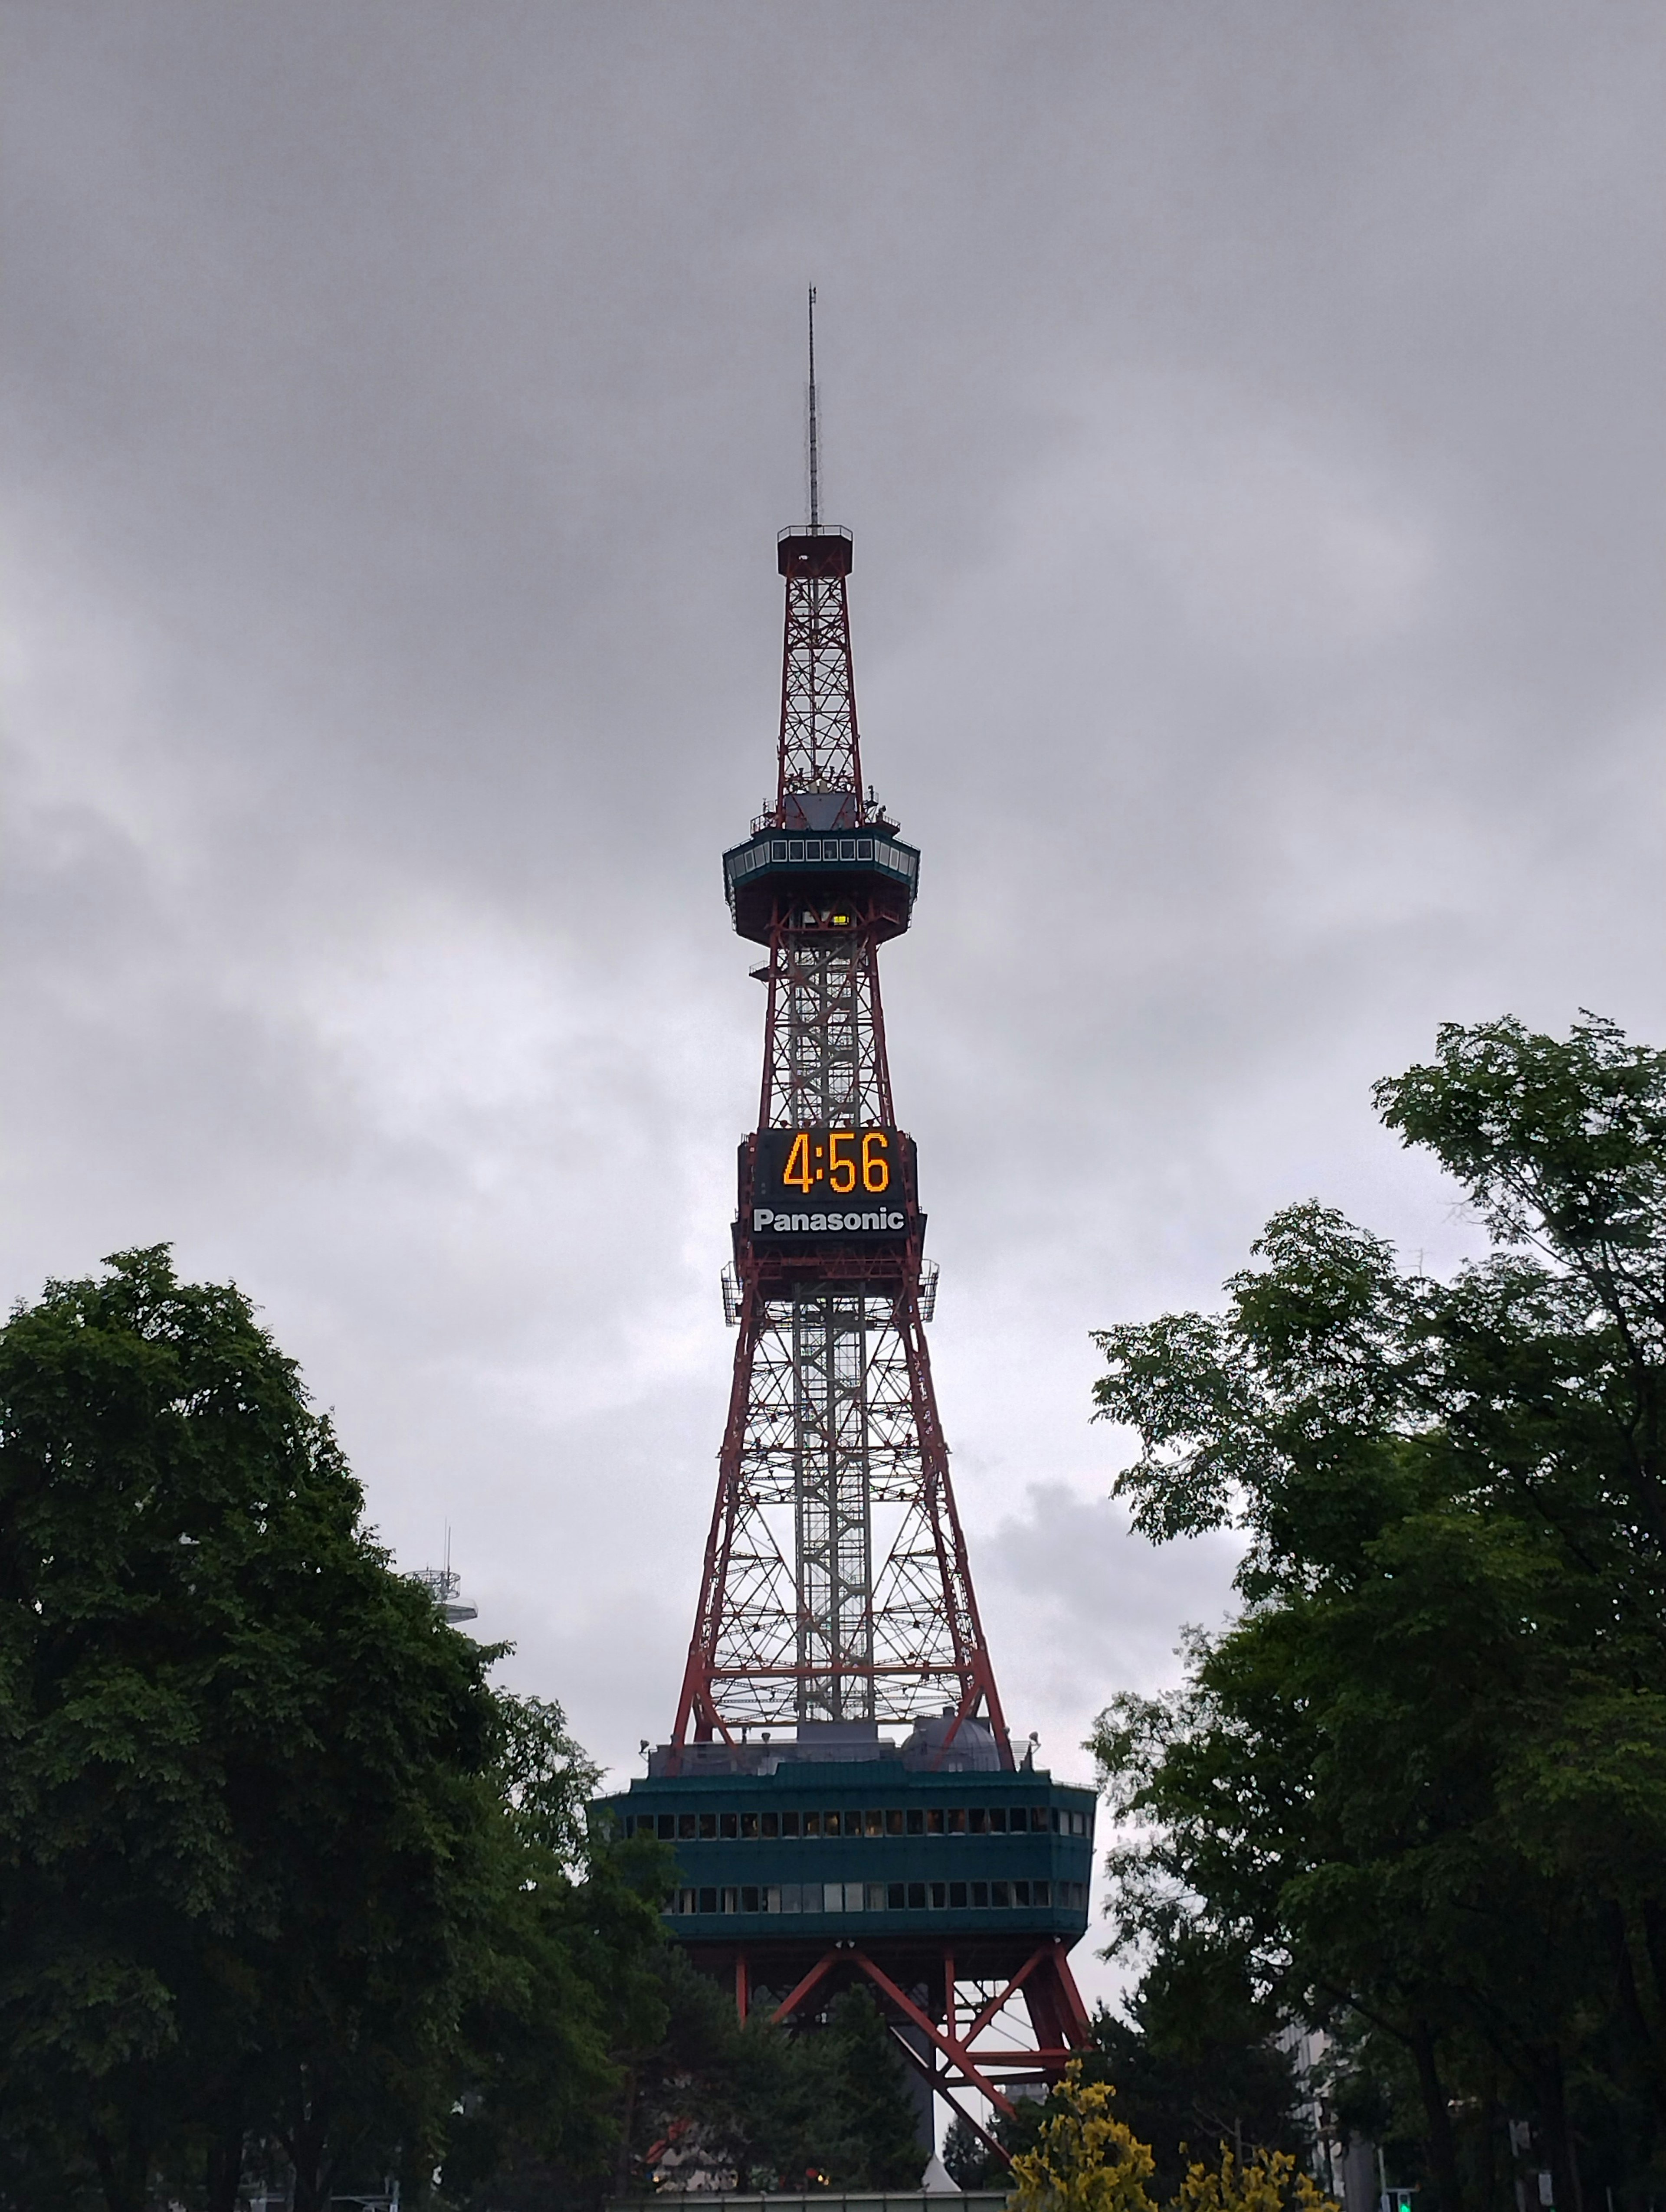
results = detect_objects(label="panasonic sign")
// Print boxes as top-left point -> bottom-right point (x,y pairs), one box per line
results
753,1207 -> 907,1234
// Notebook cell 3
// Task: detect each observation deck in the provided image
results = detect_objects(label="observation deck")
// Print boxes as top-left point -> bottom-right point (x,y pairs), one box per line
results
595,1757 -> 1095,1971
723,825 -> 920,945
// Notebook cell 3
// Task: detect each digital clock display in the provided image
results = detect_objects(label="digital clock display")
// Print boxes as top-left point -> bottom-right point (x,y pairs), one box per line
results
746,1126 -> 916,1239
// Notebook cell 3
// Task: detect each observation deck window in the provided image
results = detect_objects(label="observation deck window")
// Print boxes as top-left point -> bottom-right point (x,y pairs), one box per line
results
663,1875 -> 1085,1918
632,1798 -> 1091,1844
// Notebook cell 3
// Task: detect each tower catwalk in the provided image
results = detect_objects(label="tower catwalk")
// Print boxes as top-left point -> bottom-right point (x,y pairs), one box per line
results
598,305 -> 1092,2155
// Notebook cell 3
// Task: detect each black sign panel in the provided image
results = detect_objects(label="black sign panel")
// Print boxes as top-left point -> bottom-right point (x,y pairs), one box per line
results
745,1126 -> 916,1242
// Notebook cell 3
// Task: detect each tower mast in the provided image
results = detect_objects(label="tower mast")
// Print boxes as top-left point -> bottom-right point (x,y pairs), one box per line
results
807,283 -> 820,534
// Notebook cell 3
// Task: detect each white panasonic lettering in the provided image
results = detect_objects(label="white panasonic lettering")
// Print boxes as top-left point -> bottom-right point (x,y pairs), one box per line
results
758,1208 -> 907,1235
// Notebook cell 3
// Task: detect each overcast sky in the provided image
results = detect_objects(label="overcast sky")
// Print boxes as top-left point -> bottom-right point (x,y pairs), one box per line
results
4,2 -> 1663,2009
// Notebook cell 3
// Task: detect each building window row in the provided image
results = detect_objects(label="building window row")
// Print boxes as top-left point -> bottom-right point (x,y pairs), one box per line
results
626,1804 -> 1092,1842
729,838 -> 917,881
668,1878 -> 1091,1917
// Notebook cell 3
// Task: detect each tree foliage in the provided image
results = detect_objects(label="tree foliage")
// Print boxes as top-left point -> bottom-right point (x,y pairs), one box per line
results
948,1968 -> 1302,2206
1090,1949 -> 1305,2204
0,1252 -> 666,2209
0,1247 -> 515,2207
613,1973 -> 922,2196
0,1246 -> 932,2212
1088,1017 -> 1666,2212
1008,2059 -> 1324,2212
1171,2145 -> 1336,2212
1010,2060 -> 1158,2212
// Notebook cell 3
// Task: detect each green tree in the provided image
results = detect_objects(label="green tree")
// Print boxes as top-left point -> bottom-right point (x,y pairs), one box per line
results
800,1986 -> 925,2188
1089,1948 -> 1305,2204
0,1250 -> 520,2210
632,1978 -> 924,2194
443,1823 -> 675,2210
1088,1018 -> 1666,2212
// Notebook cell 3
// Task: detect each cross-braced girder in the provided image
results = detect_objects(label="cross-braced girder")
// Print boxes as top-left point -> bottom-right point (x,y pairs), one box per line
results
678,1277 -> 996,1737
778,574 -> 862,805
760,924 -> 892,1130
710,1937 -> 1092,2154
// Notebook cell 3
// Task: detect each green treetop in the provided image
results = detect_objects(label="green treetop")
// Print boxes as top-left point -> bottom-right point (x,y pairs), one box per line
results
1089,1017 -> 1666,2212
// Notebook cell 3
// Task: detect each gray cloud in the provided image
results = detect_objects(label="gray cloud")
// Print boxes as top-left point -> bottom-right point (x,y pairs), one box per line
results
4,5 -> 1663,2017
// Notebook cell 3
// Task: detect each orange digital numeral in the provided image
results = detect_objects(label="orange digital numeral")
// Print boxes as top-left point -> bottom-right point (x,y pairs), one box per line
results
862,1131 -> 891,1193
784,1132 -> 814,1193
828,1131 -> 857,1194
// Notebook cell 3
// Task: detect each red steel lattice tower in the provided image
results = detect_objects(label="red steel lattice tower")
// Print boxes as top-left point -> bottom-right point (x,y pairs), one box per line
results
669,316 -> 1009,1770
603,302 -> 1095,2149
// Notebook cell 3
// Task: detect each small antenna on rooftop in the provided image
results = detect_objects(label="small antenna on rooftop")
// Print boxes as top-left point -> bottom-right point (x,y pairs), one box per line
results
806,284 -> 820,535
412,1523 -> 477,1625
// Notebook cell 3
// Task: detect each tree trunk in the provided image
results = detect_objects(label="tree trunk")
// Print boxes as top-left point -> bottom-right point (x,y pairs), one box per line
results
89,2120 -> 149,2212
1618,1899 -> 1666,2119
613,2058 -> 640,2199
205,2117 -> 246,2212
285,2111 -> 333,2212
1410,2018 -> 1465,2212
1479,2055 -> 1500,2212
1536,2046 -> 1583,2212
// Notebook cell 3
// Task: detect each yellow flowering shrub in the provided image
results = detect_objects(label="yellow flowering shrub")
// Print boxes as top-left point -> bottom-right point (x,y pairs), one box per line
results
1009,2061 -> 1158,2212
1007,2061 -> 1340,2212
1171,2143 -> 1339,2212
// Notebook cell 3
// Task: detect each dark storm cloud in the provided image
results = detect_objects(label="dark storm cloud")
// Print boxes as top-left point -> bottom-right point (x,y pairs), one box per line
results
5,6 -> 1663,2009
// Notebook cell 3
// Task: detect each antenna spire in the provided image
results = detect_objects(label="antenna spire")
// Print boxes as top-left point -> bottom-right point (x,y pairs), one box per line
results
806,284 -> 820,534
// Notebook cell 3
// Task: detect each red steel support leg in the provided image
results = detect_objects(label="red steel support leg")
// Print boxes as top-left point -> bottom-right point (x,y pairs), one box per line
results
770,1949 -> 841,2026
849,1950 -> 1019,2120
885,2030 -> 1010,2167
962,1947 -> 1048,2049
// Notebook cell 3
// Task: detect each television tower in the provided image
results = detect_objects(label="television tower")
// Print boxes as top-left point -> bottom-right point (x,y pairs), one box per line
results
598,296 -> 1093,2155
670,292 -> 1006,1761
